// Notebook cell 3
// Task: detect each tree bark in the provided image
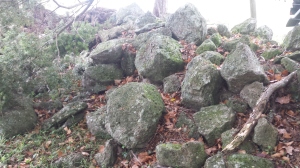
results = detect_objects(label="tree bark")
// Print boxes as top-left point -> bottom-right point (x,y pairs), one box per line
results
250,0 -> 257,19
153,0 -> 167,18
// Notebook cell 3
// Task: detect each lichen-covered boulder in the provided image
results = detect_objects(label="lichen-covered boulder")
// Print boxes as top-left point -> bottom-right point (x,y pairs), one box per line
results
135,11 -> 157,29
105,82 -> 164,148
98,23 -> 133,42
240,82 -> 264,108
135,35 -> 184,83
253,118 -> 278,150
166,3 -> 207,45
220,43 -> 269,93
224,96 -> 248,113
156,141 -> 207,168
261,48 -> 283,60
115,3 -> 144,25
207,27 -> 217,35
52,153 -> 86,168
94,139 -> 118,167
181,56 -> 223,110
175,112 -> 199,139
163,74 -> 181,93
196,39 -> 217,55
281,57 -> 299,72
199,51 -> 225,66
254,25 -> 273,41
222,35 -> 250,52
210,33 -> 222,47
282,26 -> 300,51
227,154 -> 274,168
193,104 -> 235,146
86,106 -> 111,139
204,152 -> 226,168
217,24 -> 231,38
231,18 -> 257,35
82,64 -> 123,93
121,47 -> 136,76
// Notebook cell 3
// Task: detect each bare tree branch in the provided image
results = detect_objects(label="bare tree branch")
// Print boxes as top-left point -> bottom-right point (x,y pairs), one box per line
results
52,0 -> 89,9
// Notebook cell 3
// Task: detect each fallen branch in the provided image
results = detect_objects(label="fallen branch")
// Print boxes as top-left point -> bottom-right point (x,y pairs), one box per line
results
222,70 -> 298,153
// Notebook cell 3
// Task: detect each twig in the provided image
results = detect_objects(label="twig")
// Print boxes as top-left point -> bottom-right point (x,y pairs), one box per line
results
130,150 -> 142,165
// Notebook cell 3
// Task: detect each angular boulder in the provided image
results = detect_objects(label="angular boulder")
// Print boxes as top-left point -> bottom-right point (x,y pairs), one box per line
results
166,3 -> 207,45
204,152 -> 226,168
163,74 -> 181,93
253,118 -> 278,150
86,106 -> 111,139
261,48 -> 283,60
220,43 -> 268,93
240,82 -> 265,108
53,153 -> 86,168
254,25 -> 273,41
193,104 -> 235,146
181,56 -> 223,110
199,51 -> 225,66
217,24 -> 231,38
134,11 -> 157,29
156,141 -> 207,168
115,3 -> 144,25
196,39 -> 217,55
105,82 -> 164,148
227,154 -> 274,168
231,18 -> 257,35
282,26 -> 300,51
94,139 -> 118,167
135,35 -> 184,83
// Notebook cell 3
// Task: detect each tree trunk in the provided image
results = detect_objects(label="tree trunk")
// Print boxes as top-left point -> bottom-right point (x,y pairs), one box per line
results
250,0 -> 257,18
153,0 -> 167,18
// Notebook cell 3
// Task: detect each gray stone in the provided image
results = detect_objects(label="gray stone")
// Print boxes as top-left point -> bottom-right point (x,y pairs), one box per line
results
135,22 -> 165,34
193,104 -> 235,146
210,33 -> 222,47
286,70 -> 300,102
82,64 -> 123,93
33,99 -> 63,111
42,102 -> 87,130
217,24 -> 231,38
105,82 -> 164,148
281,57 -> 299,73
135,35 -> 184,83
199,51 -> 224,66
175,112 -> 199,139
220,43 -> 268,93
166,3 -> 207,45
282,26 -> 300,51
94,139 -> 118,167
181,56 -> 223,110
134,11 -> 157,29
261,48 -> 283,60
98,23 -> 133,42
225,96 -> 248,113
86,106 -> 111,139
227,154 -> 274,168
204,152 -> 226,168
222,35 -> 250,52
62,112 -> 85,128
163,74 -> 181,93
254,25 -> 273,41
156,141 -> 207,168
115,3 -> 144,25
196,39 -> 217,55
231,18 -> 257,35
121,47 -> 136,76
207,27 -> 217,35
253,118 -> 278,150
52,153 -> 85,168
240,82 -> 265,108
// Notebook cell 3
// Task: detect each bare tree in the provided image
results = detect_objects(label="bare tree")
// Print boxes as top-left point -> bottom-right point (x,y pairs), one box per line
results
153,0 -> 167,18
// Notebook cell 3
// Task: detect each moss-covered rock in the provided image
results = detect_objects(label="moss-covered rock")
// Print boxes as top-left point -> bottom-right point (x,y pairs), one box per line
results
210,33 -> 222,47
281,57 -> 299,72
196,39 -> 217,55
253,118 -> 278,151
231,18 -> 256,35
262,48 -> 283,60
227,154 -> 274,168
282,26 -> 300,51
199,51 -> 225,66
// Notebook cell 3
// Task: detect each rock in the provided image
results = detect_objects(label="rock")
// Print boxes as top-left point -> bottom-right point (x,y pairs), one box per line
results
286,70 -> 300,102
240,82 -> 265,109
135,35 -> 184,83
231,18 -> 257,35
254,25 -> 273,41
224,96 -> 248,113
175,112 -> 199,139
82,64 -> 123,93
193,104 -> 235,146
86,106 -> 111,139
115,3 -> 144,25
281,57 -> 299,72
133,27 -> 172,50
0,96 -> 37,138
282,26 -> 300,51
53,153 -> 85,168
253,118 -> 278,150
94,139 -> 118,167
181,56 -> 223,110
62,112 -> 85,128
227,154 -> 274,168
261,48 -> 283,60
207,27 -> 217,35
105,82 -> 164,148
210,33 -> 222,47
156,141 -> 207,168
135,22 -> 165,34
98,23 -> 133,42
196,39 -> 217,55
89,38 -> 133,65
250,42 -> 260,52
42,102 -> 87,130
285,51 -> 300,62
204,152 -> 226,168
222,35 -> 250,52
220,43 -> 268,93
199,51 -> 224,66
217,24 -> 231,38
163,74 -> 181,93
166,3 -> 207,45
33,99 -> 63,111
134,11 -> 157,29
121,47 -> 136,76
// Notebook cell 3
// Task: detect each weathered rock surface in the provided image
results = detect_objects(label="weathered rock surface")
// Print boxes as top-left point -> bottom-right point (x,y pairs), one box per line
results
227,154 -> 274,168
210,33 -> 222,47
166,3 -> 207,45
220,43 -> 268,93
163,74 -> 181,93
231,18 -> 257,35
156,141 -> 207,168
94,139 -> 118,167
253,118 -> 278,150
105,82 -> 164,148
196,39 -> 217,55
282,26 -> 300,51
193,104 -> 235,146
240,81 -> 265,108
199,51 -> 224,66
115,3 -> 144,25
86,106 -> 111,139
254,25 -> 273,41
281,57 -> 299,72
52,153 -> 85,168
261,48 -> 283,60
135,35 -> 184,83
204,152 -> 226,168
134,11 -> 157,29
222,35 -> 250,52
181,56 -> 223,110
98,23 -> 133,42
175,112 -> 199,139
217,24 -> 231,38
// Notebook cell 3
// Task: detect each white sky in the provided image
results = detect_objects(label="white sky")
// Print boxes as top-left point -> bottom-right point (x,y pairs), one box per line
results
45,0 -> 294,43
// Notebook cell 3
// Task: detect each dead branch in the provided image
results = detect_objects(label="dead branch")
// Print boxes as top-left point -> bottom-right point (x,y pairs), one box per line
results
222,70 -> 298,153
52,0 -> 89,9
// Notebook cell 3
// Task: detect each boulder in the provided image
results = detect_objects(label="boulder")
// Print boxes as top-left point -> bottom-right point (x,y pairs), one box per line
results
134,11 -> 157,29
135,35 -> 184,83
220,43 -> 268,93
227,154 -> 274,168
175,112 -> 199,139
222,35 -> 250,52
82,64 -> 123,93
240,82 -> 264,108
156,141 -> 207,168
217,24 -> 231,38
224,96 -> 248,113
86,106 -> 111,139
199,51 -> 224,66
181,56 -> 223,110
210,33 -> 222,47
53,153 -> 86,168
163,74 -> 181,93
166,3 -> 207,45
115,3 -> 144,25
204,152 -> 226,168
135,22 -> 165,34
105,82 -> 164,148
253,118 -> 278,150
196,39 -> 217,55
261,48 -> 283,60
207,27 -> 217,35
254,25 -> 273,41
282,26 -> 300,51
193,104 -> 235,146
281,57 -> 299,72
121,47 -> 136,76
231,18 -> 257,35
98,23 -> 133,42
94,139 -> 118,167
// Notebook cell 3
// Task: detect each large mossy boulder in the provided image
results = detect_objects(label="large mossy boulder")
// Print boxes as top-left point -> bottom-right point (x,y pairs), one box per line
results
181,56 -> 223,110
231,18 -> 256,35
217,24 -> 231,38
134,11 -> 157,29
166,3 -> 207,45
135,34 -> 184,83
204,152 -> 226,168
199,51 -> 225,66
196,39 -> 217,55
193,104 -> 235,146
254,25 -> 273,41
220,43 -> 268,93
94,139 -> 118,167
240,82 -> 265,108
105,82 -> 164,149
227,154 -> 274,168
156,141 -> 207,168
282,26 -> 300,51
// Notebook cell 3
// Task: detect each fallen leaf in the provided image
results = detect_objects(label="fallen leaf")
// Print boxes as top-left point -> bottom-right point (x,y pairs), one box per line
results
81,152 -> 89,156
63,127 -> 71,135
271,152 -> 283,158
275,95 -> 291,104
281,70 -> 289,77
99,145 -> 105,153
138,152 -> 152,163
44,141 -> 52,149
282,156 -> 290,163
283,146 -> 294,155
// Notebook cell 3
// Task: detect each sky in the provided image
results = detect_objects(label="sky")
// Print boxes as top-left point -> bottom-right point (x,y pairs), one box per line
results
45,0 -> 294,43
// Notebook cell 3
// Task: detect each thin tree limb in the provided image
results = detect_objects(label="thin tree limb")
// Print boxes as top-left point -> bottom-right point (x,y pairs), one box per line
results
52,0 -> 89,9
222,70 -> 298,153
